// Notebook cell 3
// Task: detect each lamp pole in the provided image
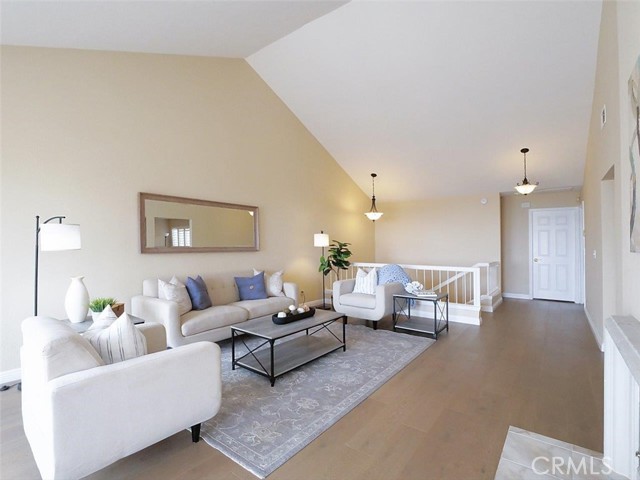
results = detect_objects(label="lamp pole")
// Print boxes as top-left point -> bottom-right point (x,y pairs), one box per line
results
314,231 -> 330,310
34,215 -> 65,315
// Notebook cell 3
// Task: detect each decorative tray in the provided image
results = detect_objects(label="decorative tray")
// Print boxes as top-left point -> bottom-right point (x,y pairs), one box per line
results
272,307 -> 316,325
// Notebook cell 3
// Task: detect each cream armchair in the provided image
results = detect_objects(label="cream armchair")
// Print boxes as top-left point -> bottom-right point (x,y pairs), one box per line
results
333,279 -> 406,329
21,317 -> 221,480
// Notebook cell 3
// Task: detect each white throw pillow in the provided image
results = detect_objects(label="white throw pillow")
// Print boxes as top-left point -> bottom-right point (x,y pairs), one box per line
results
84,313 -> 147,364
88,304 -> 118,330
253,269 -> 285,297
352,268 -> 378,295
158,276 -> 192,315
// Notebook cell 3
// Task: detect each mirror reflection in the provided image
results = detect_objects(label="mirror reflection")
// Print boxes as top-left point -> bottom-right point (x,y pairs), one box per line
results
140,193 -> 259,253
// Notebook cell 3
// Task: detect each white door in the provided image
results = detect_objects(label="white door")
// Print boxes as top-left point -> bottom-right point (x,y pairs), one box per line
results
531,208 -> 577,302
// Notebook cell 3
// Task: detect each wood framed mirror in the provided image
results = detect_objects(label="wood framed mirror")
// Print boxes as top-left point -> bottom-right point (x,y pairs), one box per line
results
139,192 -> 259,253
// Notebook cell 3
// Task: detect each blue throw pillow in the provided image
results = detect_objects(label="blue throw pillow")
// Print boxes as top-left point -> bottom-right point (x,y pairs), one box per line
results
235,272 -> 268,301
185,275 -> 213,310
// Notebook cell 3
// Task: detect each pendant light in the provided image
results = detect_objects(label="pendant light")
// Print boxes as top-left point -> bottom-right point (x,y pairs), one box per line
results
514,148 -> 538,195
364,173 -> 383,221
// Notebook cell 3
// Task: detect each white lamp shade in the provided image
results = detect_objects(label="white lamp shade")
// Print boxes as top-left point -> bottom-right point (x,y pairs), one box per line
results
364,211 -> 384,221
40,224 -> 81,251
514,184 -> 537,195
314,233 -> 330,247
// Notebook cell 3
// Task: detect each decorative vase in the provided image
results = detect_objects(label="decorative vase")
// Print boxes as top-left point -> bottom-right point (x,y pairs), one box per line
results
65,276 -> 89,324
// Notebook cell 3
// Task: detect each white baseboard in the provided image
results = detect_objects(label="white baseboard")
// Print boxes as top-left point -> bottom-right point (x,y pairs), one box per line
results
502,292 -> 533,300
583,306 -> 604,352
411,302 -> 482,326
481,295 -> 503,313
0,368 -> 21,385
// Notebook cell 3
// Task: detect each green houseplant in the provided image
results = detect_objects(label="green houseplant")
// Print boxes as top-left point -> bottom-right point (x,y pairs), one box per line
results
318,240 -> 352,280
89,297 -> 117,320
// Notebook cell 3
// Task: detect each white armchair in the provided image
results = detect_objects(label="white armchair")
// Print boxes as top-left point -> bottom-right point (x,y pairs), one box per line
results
21,316 -> 221,480
333,279 -> 406,329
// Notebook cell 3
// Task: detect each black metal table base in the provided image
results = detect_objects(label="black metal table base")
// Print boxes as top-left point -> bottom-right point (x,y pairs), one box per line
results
232,316 -> 346,386
392,293 -> 449,339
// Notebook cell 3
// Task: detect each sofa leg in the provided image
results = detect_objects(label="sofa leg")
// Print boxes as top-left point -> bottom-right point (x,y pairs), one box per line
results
191,423 -> 201,443
373,322 -> 378,330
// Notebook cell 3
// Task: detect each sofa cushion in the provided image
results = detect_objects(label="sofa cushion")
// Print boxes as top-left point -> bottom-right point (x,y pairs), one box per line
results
186,275 -> 213,310
88,304 -> 118,330
353,268 -> 378,295
230,296 -> 293,319
158,277 -> 192,315
181,305 -> 248,336
235,272 -> 268,301
253,268 -> 285,297
339,293 -> 376,309
84,313 -> 148,364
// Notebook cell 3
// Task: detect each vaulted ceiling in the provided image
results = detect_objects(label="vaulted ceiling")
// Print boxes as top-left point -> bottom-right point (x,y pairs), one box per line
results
1,1 -> 602,201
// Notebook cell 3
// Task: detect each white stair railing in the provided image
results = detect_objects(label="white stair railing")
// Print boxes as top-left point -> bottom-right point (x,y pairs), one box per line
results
473,261 -> 501,297
327,262 -> 488,308
325,261 -> 503,321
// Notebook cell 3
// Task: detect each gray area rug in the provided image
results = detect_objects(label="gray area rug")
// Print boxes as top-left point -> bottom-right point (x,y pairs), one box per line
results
201,323 -> 434,478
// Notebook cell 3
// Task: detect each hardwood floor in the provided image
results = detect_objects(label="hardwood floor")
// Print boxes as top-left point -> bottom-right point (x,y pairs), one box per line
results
0,299 -> 604,479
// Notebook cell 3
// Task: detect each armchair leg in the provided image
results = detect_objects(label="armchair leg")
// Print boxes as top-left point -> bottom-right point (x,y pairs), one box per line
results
373,321 -> 378,330
191,423 -> 201,443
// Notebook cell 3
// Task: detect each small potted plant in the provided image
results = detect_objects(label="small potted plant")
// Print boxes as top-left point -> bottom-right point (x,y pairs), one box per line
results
89,297 -> 117,320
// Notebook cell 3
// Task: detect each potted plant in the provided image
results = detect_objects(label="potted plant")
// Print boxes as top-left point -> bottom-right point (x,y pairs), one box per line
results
89,297 -> 117,320
318,240 -> 352,280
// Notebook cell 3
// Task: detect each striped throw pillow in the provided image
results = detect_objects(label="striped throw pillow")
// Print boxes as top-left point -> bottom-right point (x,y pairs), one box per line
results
84,313 -> 147,364
352,268 -> 378,295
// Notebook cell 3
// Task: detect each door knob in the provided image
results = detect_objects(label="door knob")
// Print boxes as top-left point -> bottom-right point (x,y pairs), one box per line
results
533,258 -> 539,263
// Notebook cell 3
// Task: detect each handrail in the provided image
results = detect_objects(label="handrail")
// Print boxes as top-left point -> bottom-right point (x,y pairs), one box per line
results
327,262 -> 500,309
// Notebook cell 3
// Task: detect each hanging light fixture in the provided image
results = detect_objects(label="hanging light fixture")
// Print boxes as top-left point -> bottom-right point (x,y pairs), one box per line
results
364,173 -> 383,221
514,147 -> 538,195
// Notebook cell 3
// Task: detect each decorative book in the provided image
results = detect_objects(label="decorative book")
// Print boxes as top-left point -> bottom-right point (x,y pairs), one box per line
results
413,290 -> 438,297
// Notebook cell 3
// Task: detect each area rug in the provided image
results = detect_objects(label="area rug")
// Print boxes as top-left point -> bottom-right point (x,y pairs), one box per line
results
201,323 -> 434,478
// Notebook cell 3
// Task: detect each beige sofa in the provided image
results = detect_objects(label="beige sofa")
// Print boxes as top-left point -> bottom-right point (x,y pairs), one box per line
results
131,271 -> 299,348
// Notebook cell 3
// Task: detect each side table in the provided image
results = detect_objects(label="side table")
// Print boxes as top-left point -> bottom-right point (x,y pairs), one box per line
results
392,293 -> 449,339
59,314 -> 145,334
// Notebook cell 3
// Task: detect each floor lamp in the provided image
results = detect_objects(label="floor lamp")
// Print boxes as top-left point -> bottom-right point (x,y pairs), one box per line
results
314,231 -> 330,309
4,216 -> 83,391
35,215 -> 81,315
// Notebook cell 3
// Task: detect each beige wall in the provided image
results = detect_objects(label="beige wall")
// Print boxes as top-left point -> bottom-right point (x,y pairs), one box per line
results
582,0 -> 640,345
500,190 -> 581,296
0,46 -> 374,372
374,193 -> 501,266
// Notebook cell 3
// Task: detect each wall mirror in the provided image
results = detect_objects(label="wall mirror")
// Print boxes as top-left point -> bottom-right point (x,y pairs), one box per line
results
139,192 -> 259,253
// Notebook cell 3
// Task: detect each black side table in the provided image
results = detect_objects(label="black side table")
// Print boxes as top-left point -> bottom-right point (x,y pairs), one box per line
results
392,293 -> 449,339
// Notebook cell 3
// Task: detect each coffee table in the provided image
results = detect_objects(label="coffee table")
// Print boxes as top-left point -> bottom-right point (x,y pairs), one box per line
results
231,309 -> 347,386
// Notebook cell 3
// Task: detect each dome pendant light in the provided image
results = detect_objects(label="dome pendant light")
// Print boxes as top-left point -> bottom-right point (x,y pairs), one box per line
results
364,173 -> 384,221
514,147 -> 539,195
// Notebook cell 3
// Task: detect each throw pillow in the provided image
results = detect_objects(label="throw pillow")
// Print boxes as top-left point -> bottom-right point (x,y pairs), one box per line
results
88,304 -> 118,330
253,268 -> 285,297
84,313 -> 147,364
235,271 -> 268,301
186,275 -> 213,310
158,276 -> 192,315
352,268 -> 378,295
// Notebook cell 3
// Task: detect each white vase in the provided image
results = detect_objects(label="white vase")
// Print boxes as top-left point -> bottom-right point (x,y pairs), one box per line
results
65,276 -> 89,324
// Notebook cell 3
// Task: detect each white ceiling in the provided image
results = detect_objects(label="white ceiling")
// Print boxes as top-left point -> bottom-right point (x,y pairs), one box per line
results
1,0 -> 602,201
0,1 -> 347,58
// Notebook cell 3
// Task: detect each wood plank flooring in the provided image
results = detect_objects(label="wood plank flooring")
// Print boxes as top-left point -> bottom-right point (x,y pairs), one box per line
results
0,299 -> 604,479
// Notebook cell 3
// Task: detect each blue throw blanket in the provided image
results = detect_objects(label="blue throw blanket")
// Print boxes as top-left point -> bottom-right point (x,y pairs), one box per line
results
377,264 -> 411,286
